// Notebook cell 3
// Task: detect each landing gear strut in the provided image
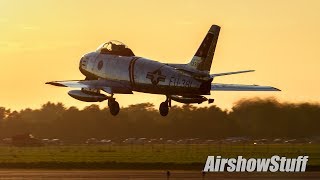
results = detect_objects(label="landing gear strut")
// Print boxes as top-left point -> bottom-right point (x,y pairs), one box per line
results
159,96 -> 171,116
108,97 -> 120,116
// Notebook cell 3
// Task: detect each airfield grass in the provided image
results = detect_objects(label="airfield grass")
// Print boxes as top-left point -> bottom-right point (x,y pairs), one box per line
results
0,144 -> 318,169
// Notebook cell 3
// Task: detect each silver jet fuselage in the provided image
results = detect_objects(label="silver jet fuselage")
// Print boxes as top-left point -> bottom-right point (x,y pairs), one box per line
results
80,52 -> 210,96
46,25 -> 280,116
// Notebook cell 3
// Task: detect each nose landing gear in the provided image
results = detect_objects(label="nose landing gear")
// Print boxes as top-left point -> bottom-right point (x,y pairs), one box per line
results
108,97 -> 120,116
159,96 -> 171,116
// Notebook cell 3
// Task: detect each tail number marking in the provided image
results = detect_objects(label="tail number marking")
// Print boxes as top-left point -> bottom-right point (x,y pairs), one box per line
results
169,77 -> 193,87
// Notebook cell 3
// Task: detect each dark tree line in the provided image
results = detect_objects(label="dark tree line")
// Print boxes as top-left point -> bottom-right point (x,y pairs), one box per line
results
0,98 -> 319,143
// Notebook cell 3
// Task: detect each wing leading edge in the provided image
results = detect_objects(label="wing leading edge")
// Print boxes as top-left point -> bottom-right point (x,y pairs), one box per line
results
211,83 -> 280,91
46,80 -> 133,94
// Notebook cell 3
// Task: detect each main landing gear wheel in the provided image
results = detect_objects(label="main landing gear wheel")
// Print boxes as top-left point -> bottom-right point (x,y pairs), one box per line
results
159,96 -> 171,116
108,98 -> 120,116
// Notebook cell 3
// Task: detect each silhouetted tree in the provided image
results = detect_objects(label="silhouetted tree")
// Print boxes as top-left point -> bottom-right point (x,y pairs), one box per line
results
0,98 -> 319,142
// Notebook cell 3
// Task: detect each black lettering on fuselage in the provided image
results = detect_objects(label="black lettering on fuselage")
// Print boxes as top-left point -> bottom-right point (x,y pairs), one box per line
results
169,76 -> 193,88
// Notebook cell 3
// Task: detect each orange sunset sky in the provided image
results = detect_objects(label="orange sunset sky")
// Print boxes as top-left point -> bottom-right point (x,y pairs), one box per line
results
0,0 -> 319,111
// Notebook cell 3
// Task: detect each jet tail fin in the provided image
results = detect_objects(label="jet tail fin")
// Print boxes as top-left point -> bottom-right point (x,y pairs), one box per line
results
188,25 -> 221,74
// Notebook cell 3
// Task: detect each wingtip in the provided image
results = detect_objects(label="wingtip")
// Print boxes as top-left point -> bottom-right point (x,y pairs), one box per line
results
273,87 -> 281,91
45,81 -> 67,87
245,70 -> 255,73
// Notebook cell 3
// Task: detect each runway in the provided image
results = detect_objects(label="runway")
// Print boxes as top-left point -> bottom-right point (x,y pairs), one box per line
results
0,170 -> 319,179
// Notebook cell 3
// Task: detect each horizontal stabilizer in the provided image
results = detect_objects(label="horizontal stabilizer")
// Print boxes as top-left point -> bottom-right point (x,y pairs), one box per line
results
210,70 -> 255,78
211,83 -> 280,91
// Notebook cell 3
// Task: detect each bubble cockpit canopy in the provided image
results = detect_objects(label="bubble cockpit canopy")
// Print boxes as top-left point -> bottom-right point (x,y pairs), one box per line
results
96,40 -> 135,57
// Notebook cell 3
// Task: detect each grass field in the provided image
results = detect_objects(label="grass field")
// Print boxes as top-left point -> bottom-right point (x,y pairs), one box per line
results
0,144 -> 318,169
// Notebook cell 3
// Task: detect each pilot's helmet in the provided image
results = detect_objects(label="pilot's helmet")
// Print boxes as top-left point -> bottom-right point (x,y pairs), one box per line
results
111,43 -> 125,51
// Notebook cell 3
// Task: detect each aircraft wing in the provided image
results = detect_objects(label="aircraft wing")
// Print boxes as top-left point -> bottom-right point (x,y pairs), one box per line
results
46,79 -> 133,94
211,83 -> 280,91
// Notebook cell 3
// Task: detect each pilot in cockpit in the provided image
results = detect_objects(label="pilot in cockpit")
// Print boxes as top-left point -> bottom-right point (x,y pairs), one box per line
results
99,41 -> 135,57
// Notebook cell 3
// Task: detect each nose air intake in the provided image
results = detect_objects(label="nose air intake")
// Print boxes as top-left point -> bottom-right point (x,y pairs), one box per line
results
79,56 -> 98,80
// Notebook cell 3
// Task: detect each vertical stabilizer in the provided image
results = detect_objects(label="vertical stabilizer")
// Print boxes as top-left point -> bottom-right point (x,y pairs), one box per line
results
188,25 -> 220,74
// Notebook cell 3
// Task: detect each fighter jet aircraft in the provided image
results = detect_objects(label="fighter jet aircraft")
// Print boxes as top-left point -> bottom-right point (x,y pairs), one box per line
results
46,25 -> 280,116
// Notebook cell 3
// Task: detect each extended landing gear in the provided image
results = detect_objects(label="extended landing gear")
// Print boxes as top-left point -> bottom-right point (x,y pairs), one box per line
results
159,96 -> 171,116
108,97 -> 120,116
159,102 -> 169,116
